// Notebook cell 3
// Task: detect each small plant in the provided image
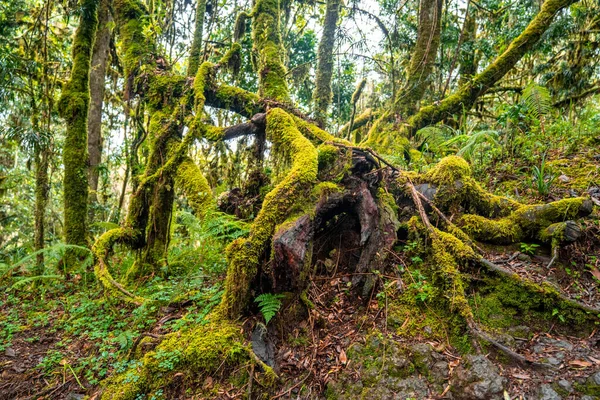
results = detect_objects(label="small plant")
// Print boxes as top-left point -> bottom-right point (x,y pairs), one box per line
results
531,153 -> 556,196
254,293 -> 285,324
520,242 -> 540,256
408,269 -> 433,303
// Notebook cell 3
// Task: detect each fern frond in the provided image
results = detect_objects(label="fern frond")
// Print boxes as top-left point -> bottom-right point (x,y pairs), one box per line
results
456,130 -> 500,161
254,293 -> 285,324
522,83 -> 551,119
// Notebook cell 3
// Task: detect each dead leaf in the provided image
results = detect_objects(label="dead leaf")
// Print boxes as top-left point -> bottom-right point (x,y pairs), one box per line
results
339,349 -> 347,365
512,373 -> 530,380
589,267 -> 600,281
569,359 -> 593,368
588,356 -> 600,365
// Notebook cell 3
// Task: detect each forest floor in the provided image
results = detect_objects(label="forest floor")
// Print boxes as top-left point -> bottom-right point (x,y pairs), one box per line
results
1,138 -> 600,399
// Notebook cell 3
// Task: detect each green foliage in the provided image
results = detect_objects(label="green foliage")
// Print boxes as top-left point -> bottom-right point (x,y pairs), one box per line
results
522,83 -> 552,119
531,153 -> 556,196
519,242 -> 540,255
254,293 -> 285,324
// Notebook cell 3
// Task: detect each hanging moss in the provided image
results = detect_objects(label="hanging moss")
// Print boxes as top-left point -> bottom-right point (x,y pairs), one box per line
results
58,0 -> 100,251
218,108 -> 318,319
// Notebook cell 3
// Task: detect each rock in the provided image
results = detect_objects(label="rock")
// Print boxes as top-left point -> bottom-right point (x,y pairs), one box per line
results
581,396 -> 595,400
65,394 -> 85,400
251,324 -> 275,367
545,357 -> 561,366
557,379 -> 572,393
558,174 -> 570,183
587,371 -> 600,386
537,384 -> 562,400
517,253 -> 531,262
4,347 -> 16,357
450,355 -> 506,399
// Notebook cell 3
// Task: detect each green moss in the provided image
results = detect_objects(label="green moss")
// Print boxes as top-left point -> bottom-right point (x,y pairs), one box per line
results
317,144 -> 339,171
547,157 -> 600,190
101,320 -> 252,400
423,156 -> 471,186
175,158 -> 214,218
252,0 -> 289,101
460,197 -> 588,244
146,74 -> 187,112
59,0 -> 100,249
187,0 -> 207,76
218,108 -> 318,319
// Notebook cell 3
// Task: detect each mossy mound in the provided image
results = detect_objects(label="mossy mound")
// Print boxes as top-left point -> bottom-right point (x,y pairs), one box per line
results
100,320 -> 265,400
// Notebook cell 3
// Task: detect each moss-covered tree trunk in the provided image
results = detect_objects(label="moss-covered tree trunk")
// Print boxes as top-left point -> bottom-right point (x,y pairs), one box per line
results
87,0 -> 111,222
393,0 -> 443,119
312,0 -> 340,128
458,7 -> 478,87
59,0 -> 100,252
187,0 -> 207,77
404,0 -> 578,136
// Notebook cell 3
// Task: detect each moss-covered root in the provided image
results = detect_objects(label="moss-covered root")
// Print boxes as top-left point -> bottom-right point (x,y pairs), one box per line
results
100,319 -> 275,400
218,108 -> 318,319
460,197 -> 593,244
92,228 -> 146,304
175,157 -> 214,217
58,0 -> 100,250
420,156 -> 520,217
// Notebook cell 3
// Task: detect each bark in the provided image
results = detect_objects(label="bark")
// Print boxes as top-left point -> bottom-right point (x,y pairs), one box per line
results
312,0 -> 341,128
58,0 -> 100,251
393,0 -> 443,118
404,0 -> 578,137
87,0 -> 111,220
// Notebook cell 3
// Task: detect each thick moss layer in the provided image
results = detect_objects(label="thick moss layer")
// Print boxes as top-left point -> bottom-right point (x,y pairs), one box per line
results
101,320 -> 254,400
59,0 -> 100,249
219,108 -> 318,319
252,0 -> 289,101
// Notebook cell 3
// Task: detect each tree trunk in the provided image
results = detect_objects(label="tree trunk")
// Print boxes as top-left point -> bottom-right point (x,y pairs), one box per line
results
34,146 -> 50,275
88,0 -> 111,222
312,0 -> 340,128
187,0 -> 207,77
458,7 -> 478,87
393,0 -> 443,118
405,0 -> 578,137
59,0 -> 100,255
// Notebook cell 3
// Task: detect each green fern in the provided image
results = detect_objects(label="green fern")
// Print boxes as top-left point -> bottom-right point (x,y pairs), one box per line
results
522,83 -> 551,119
414,126 -> 455,154
254,293 -> 285,324
455,130 -> 500,161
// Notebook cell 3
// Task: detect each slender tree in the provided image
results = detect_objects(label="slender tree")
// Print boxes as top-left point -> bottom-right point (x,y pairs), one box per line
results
312,0 -> 341,127
59,0 -> 100,253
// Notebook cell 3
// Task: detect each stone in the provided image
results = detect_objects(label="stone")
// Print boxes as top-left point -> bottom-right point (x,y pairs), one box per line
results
4,347 -> 16,357
587,371 -> 600,386
546,357 -> 561,366
517,253 -> 531,262
557,379 -> 572,393
537,384 -> 562,400
450,355 -> 506,399
558,174 -> 570,183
